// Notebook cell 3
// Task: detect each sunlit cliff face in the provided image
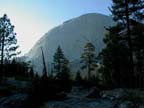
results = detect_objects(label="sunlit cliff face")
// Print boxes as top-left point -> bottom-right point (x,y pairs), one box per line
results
27,13 -> 115,74
0,0 -> 111,55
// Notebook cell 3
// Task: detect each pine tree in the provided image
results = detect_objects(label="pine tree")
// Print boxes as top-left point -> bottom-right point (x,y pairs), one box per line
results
100,0 -> 144,88
110,0 -> 144,77
53,46 -> 69,74
0,14 -> 19,74
131,21 -> 144,87
80,42 -> 97,80
53,46 -> 71,81
100,24 -> 130,87
53,46 -> 72,92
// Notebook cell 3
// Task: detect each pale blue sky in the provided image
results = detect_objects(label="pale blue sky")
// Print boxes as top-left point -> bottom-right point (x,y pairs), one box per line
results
0,0 -> 112,55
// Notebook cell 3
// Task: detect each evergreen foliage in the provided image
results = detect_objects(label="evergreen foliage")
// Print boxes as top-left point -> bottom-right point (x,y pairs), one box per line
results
0,14 -> 19,75
53,46 -> 72,92
100,0 -> 144,88
3,58 -> 31,78
80,42 -> 97,80
53,46 -> 69,73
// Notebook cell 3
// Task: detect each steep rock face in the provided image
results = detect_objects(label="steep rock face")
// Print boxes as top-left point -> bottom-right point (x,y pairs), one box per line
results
27,13 -> 115,74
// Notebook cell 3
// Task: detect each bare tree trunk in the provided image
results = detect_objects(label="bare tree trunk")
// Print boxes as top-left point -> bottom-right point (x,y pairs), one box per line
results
88,56 -> 91,80
1,32 -> 5,75
41,47 -> 47,77
125,0 -> 134,87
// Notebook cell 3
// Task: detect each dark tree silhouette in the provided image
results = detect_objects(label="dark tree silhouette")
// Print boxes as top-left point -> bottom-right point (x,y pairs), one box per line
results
0,14 -> 19,75
100,24 -> 130,87
80,42 -> 97,80
53,46 -> 72,92
100,0 -> 144,88
53,46 -> 69,74
40,47 -> 48,77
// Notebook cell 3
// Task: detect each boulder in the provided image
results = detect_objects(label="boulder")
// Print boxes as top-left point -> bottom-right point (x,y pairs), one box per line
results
86,87 -> 101,98
0,93 -> 28,108
101,88 -> 128,100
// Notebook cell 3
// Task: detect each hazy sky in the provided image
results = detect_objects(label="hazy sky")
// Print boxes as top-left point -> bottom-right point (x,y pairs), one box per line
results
0,0 -> 112,55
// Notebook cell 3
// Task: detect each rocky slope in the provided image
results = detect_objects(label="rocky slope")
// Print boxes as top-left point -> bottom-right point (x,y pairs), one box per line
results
27,13 -> 115,74
41,88 -> 144,108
